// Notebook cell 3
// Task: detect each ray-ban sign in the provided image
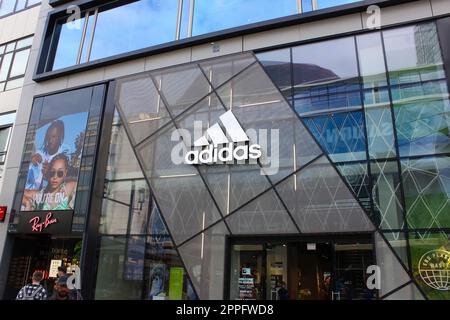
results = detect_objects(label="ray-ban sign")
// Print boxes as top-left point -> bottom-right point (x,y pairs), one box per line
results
17,210 -> 73,234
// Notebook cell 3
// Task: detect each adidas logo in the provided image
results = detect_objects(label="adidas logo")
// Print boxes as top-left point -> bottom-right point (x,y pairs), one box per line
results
185,110 -> 262,165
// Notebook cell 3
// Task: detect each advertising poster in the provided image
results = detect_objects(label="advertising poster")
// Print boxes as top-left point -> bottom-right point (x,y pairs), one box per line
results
21,111 -> 88,211
169,267 -> 184,300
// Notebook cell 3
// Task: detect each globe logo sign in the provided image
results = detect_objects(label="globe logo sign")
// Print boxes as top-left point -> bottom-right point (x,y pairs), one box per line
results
418,249 -> 450,291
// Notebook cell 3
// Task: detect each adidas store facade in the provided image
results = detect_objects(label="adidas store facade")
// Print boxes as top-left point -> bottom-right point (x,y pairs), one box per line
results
0,0 -> 450,300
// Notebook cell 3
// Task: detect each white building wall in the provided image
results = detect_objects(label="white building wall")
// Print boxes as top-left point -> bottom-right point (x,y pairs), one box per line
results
0,2 -> 41,297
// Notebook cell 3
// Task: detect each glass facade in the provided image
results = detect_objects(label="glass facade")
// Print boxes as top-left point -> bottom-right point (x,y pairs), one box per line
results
88,21 -> 450,299
7,15 -> 450,300
192,0 -> 297,36
95,113 -> 197,299
257,20 -> 450,299
44,0 -> 364,72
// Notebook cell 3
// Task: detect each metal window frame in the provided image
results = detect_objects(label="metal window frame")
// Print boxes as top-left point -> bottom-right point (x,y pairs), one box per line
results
0,35 -> 33,92
0,0 -> 41,20
46,0 -> 184,70
76,8 -> 98,64
252,20 -> 450,300
34,0 -> 419,81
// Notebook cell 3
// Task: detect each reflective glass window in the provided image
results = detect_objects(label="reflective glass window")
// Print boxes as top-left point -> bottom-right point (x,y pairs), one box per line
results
89,0 -> 179,61
374,232 -> 412,296
393,81 -> 450,157
409,231 -> 450,300
16,37 -> 33,49
0,127 -> 11,154
257,48 -> 292,102
382,232 -> 409,269
51,15 -> 86,70
5,43 -> 15,53
0,0 -> 16,16
383,23 -> 445,85
179,0 -> 190,39
336,162 -> 371,212
0,0 -> 40,17
292,37 -> 361,115
0,36 -> 32,92
385,24 -> 450,157
0,113 -> 12,175
9,48 -> 29,78
303,111 -> 367,162
0,112 -> 15,126
402,156 -> 450,229
79,11 -> 96,64
301,0 -> 312,12
316,0 -> 361,10
95,235 -> 196,300
15,0 -> 26,11
370,160 -> 404,230
356,32 -> 396,159
192,0 -> 297,36
0,53 -> 13,81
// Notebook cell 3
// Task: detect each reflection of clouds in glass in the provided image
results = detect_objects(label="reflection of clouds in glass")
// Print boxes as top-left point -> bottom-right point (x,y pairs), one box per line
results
384,24 -> 442,72
193,0 -> 296,36
384,26 -> 420,71
317,0 -> 360,10
53,17 -> 85,70
293,37 -> 358,80
90,0 -> 178,61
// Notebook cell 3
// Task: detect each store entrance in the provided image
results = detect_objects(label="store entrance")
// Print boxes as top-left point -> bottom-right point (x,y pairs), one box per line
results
3,235 -> 82,299
228,235 -> 375,300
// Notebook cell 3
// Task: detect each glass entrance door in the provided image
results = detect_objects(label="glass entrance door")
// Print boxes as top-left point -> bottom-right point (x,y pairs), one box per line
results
229,244 -> 266,300
228,236 -> 374,300
4,236 -> 82,299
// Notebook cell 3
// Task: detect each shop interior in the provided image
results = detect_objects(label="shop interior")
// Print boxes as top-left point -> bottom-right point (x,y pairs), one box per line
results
3,235 -> 82,299
229,236 -> 375,300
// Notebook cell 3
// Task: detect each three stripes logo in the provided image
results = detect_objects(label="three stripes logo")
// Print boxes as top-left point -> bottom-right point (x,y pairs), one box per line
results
185,110 -> 262,165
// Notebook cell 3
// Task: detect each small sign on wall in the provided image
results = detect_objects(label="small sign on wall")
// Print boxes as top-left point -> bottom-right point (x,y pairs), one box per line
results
49,260 -> 62,278
16,210 -> 73,234
0,206 -> 6,222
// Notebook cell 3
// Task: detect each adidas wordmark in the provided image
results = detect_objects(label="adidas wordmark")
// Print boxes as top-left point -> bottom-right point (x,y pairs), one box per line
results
185,110 -> 262,165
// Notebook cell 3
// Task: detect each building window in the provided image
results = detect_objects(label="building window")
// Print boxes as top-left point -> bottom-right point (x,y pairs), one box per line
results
0,36 -> 32,92
192,0 -> 297,36
315,0 -> 361,10
48,0 -> 179,71
0,0 -> 40,18
10,85 -> 105,232
41,0 -> 369,73
94,112 -> 197,300
257,20 -> 450,242
383,23 -> 450,158
0,112 -> 16,183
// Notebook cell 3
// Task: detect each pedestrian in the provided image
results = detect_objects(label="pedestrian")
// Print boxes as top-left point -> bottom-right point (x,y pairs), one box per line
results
277,281 -> 289,300
57,265 -> 67,278
16,271 -> 47,300
48,276 -> 71,300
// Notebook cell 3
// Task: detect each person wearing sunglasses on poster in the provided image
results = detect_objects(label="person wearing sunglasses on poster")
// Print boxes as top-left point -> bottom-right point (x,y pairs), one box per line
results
26,120 -> 70,191
22,153 -> 77,211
